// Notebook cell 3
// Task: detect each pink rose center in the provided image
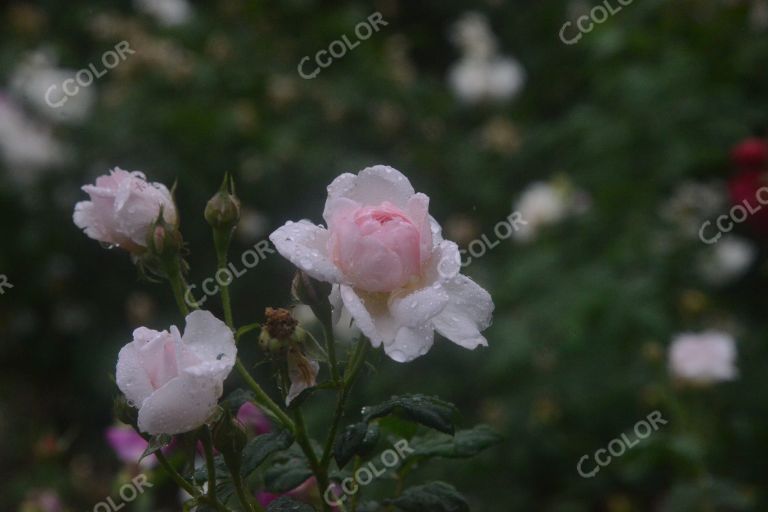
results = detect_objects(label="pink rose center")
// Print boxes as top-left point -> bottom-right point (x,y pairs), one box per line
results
330,202 -> 423,292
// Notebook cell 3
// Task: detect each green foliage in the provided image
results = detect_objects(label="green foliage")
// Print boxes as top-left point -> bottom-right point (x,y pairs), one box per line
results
266,496 -> 317,512
362,395 -> 458,435
385,482 -> 469,512
333,421 -> 380,468
240,429 -> 295,477
410,424 -> 503,460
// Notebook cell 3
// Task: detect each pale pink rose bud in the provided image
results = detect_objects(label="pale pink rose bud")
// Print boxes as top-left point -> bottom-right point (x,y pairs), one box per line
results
73,168 -> 177,253
116,310 -> 236,435
328,201 -> 426,292
668,330 -> 738,385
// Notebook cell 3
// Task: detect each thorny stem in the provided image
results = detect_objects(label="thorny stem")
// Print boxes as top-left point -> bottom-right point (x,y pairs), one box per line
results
321,319 -> 341,385
155,451 -> 199,497
213,227 -> 235,329
201,427 -> 223,507
236,359 -> 296,433
165,257 -> 192,316
321,339 -> 369,469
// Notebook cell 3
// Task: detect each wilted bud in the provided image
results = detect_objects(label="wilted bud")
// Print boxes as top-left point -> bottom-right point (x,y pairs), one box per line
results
205,174 -> 241,232
291,270 -> 332,323
258,307 -> 309,355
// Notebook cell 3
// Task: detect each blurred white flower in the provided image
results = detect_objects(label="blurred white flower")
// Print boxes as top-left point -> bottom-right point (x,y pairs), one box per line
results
751,0 -> 768,29
0,95 -> 67,184
448,12 -> 525,104
668,331 -> 738,385
697,235 -> 757,285
512,179 -> 589,242
10,50 -> 95,124
660,181 -> 727,239
236,208 -> 269,243
134,0 -> 193,27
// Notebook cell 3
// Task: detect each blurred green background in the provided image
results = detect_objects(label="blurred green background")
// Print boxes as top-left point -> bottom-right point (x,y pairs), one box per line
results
2,0 -> 768,510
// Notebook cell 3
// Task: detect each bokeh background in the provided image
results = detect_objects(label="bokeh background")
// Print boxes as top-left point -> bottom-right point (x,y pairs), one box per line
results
2,0 -> 768,510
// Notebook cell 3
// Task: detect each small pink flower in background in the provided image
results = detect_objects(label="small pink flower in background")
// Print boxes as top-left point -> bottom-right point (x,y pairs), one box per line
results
236,402 -> 272,435
256,477 -> 320,508
21,489 -> 62,512
116,310 -> 236,435
269,165 -> 494,363
73,168 -> 177,253
106,424 -> 157,468
668,331 -> 738,385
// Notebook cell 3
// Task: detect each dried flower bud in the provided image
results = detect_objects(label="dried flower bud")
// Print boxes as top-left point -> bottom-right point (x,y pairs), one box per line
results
264,307 -> 298,340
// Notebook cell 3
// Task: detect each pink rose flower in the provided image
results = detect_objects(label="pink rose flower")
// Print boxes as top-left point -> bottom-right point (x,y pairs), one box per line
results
105,424 -> 157,468
116,310 -> 236,435
73,168 -> 177,253
236,402 -> 272,436
668,331 -> 738,385
269,165 -> 494,362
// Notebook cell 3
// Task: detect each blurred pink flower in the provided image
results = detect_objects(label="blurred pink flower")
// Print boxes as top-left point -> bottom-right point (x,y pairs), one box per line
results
106,424 -> 156,468
256,477 -> 320,508
236,401 -> 272,435
73,168 -> 177,253
22,489 -> 63,512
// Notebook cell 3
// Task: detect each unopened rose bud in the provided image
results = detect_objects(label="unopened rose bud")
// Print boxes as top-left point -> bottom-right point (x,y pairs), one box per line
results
147,211 -> 184,259
205,174 -> 241,231
292,271 -> 332,323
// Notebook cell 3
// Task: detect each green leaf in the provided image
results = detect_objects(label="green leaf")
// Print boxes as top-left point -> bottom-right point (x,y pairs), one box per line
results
193,454 -> 229,484
264,456 -> 314,493
362,395 -> 457,435
412,424 -> 503,459
266,496 -> 317,511
221,388 -> 255,413
139,434 -> 172,462
241,429 -> 294,477
334,422 -> 381,468
385,482 -> 469,512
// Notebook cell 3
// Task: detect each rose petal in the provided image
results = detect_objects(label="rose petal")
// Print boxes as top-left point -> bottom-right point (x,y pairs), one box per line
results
431,275 -> 494,350
269,220 -> 346,283
116,343 -> 156,408
325,165 -> 415,209
389,284 -> 449,328
384,324 -> 435,363
180,310 -> 236,380
339,285 -> 397,347
137,373 -> 222,435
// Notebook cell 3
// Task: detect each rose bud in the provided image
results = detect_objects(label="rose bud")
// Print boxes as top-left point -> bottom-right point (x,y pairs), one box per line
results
73,168 -> 177,254
292,270 -> 332,323
205,174 -> 241,232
